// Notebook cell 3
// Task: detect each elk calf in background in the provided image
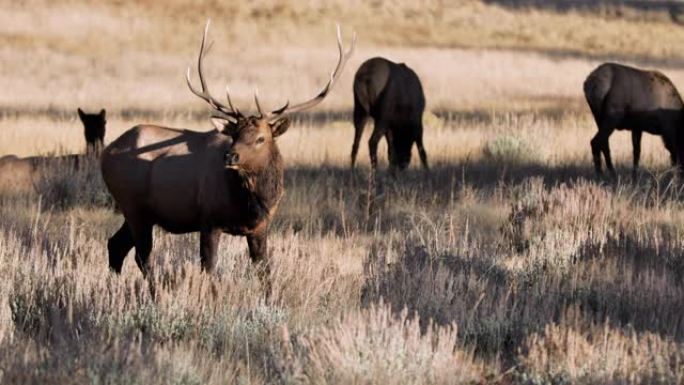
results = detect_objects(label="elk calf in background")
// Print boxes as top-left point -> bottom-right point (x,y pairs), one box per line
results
584,62 -> 684,178
0,108 -> 107,193
77,108 -> 106,156
352,57 -> 428,174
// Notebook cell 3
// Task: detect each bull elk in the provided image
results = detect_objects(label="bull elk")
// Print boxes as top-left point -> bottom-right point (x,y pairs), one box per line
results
584,62 -> 684,178
101,21 -> 355,292
352,57 -> 428,174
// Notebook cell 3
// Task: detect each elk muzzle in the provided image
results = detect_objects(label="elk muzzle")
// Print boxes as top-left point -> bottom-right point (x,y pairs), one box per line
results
224,151 -> 240,169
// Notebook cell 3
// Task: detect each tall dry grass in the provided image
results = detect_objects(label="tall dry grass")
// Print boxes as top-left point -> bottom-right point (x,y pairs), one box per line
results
4,0 -> 684,383
3,108 -> 684,383
4,0 -> 684,119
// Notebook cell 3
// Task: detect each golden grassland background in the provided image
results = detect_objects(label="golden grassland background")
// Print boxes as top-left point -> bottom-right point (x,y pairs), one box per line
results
4,1 -> 684,384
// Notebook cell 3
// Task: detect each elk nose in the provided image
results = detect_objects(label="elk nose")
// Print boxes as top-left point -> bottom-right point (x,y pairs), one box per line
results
224,152 -> 240,165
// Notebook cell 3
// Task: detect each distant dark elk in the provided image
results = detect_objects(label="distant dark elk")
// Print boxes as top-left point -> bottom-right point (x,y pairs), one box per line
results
351,57 -> 428,174
101,21 -> 355,291
77,108 -> 106,155
584,62 -> 684,178
0,108 -> 107,193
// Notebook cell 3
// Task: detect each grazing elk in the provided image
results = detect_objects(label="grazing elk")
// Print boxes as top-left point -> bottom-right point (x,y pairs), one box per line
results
101,21 -> 355,292
77,108 -> 106,155
0,108 -> 107,193
351,57 -> 428,174
584,62 -> 684,178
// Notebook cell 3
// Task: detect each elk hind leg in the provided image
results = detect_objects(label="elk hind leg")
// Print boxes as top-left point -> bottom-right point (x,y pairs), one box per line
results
130,222 -> 154,278
366,127 -> 385,218
591,116 -> 617,177
107,221 -> 134,273
351,103 -> 369,169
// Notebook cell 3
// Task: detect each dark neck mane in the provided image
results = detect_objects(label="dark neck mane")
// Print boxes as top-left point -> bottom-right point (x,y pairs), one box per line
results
233,147 -> 284,228
252,149 -> 284,212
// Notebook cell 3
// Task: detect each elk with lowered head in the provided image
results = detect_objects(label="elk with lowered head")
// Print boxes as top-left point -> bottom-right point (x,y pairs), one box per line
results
101,21 -> 355,292
351,57 -> 428,174
584,62 -> 684,178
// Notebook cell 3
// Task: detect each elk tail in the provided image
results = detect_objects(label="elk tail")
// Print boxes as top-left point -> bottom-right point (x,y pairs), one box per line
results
353,76 -> 373,115
583,65 -> 613,121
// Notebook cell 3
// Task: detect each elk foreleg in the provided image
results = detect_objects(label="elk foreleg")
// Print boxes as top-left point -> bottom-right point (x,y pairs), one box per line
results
247,232 -> 271,297
386,130 -> 396,176
416,136 -> 429,171
200,228 -> 221,272
631,129 -> 642,180
663,133 -> 678,167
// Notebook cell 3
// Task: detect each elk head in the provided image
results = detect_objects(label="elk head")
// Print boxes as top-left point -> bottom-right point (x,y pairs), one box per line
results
77,107 -> 106,155
186,20 -> 355,173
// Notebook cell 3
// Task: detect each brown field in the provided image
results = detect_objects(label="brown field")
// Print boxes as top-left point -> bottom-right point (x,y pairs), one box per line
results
3,1 -> 684,384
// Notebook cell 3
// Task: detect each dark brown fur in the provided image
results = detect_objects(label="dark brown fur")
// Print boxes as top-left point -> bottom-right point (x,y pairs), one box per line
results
100,21 -> 354,295
584,62 -> 684,177
100,117 -> 289,286
352,57 -> 428,173
77,108 -> 106,156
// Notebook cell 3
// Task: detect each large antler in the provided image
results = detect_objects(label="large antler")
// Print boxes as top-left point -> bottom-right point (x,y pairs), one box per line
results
259,25 -> 356,120
186,20 -> 241,122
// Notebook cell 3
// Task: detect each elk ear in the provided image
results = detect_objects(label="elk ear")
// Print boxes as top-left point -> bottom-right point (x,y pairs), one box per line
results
270,117 -> 290,138
77,108 -> 85,121
211,117 -> 232,132
99,109 -> 106,119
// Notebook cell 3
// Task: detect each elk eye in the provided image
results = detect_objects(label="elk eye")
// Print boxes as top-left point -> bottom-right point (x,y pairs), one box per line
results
256,137 -> 265,144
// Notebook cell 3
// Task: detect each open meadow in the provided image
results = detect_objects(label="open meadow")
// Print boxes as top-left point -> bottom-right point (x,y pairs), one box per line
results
4,1 -> 684,384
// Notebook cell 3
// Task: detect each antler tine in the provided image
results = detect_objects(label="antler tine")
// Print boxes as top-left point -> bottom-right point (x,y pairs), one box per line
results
271,101 -> 290,115
196,20 -> 211,94
186,19 -> 238,121
254,88 -> 264,117
225,85 -> 240,117
265,25 -> 356,119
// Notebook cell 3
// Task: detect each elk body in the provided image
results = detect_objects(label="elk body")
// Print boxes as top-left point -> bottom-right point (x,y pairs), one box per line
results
0,108 -> 106,193
584,62 -> 684,177
101,22 -> 354,289
352,57 -> 428,173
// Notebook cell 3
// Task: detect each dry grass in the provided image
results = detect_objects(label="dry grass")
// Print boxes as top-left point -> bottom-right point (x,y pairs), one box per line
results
4,1 -> 684,384
3,108 -> 684,383
4,0 -> 684,117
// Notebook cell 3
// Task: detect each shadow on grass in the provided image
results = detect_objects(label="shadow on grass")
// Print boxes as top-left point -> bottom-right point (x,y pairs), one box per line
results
277,159 -> 673,237
359,225 -> 684,365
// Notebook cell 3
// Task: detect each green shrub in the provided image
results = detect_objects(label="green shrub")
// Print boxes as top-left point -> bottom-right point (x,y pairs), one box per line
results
482,135 -> 541,164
